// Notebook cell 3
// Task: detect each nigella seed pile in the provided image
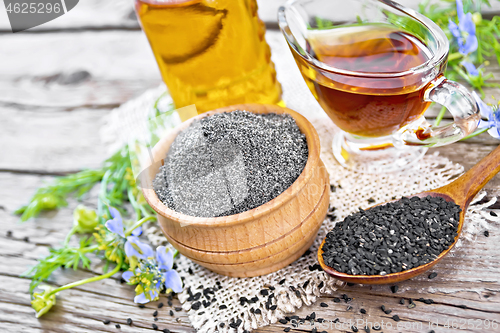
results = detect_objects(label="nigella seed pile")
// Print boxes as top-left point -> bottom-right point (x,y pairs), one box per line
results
153,110 -> 308,217
322,196 -> 461,275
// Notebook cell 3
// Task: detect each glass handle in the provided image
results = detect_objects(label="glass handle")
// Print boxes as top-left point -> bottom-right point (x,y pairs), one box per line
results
397,77 -> 480,147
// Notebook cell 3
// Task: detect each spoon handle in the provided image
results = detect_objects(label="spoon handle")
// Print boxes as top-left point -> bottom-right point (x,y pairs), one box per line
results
443,144 -> 500,207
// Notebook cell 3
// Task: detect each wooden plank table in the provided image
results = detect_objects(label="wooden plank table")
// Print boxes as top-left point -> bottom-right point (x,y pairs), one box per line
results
1,1 -> 500,332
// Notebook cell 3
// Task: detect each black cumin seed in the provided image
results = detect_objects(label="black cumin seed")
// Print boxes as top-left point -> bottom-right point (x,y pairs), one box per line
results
364,326 -> 370,333
139,304 -> 145,308
279,319 -> 287,324
23,236 -> 29,242
303,280 -> 310,289
269,286 -> 275,291
219,304 -> 227,310
169,310 -> 174,316
458,304 -> 467,309
220,323 -> 225,328
428,272 -> 438,279
126,318 -> 132,325
391,285 -> 398,293
380,305 -> 385,312
424,299 -> 434,304
284,328 -> 291,332
384,309 -> 392,314
167,300 -> 173,306
270,305 -> 277,310
318,281 -> 324,288
392,315 -> 401,322
399,298 -> 405,305
352,326 -> 359,332
188,267 -> 193,275
154,318 -> 158,321
333,318 -> 340,323
163,329 -> 171,333
153,310 -> 158,317
346,305 -> 353,311
279,278 -> 286,285
295,290 -> 301,298
6,230 -> 12,237
333,297 -> 341,303
368,198 -> 375,203
360,308 -> 366,314
103,319 -> 110,325
484,230 -> 490,237
152,323 -> 158,330
310,312 -> 316,320
260,289 -> 269,296
191,302 -> 201,310
175,307 -> 182,311
311,328 -> 317,333
373,324 -> 381,331
491,211 -> 497,217
115,324 -> 121,329
255,309 -> 262,314
158,302 -> 164,308
320,302 -> 328,307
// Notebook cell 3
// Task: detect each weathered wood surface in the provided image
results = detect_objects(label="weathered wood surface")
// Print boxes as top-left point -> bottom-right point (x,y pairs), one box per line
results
1,2 -> 500,332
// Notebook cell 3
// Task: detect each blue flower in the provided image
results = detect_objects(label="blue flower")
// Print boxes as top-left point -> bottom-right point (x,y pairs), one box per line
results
462,60 -> 479,76
122,246 -> 183,304
104,207 -> 153,260
448,0 -> 478,55
473,92 -> 500,139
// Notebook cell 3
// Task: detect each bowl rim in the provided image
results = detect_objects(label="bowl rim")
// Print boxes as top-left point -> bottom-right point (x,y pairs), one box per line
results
141,103 -> 322,227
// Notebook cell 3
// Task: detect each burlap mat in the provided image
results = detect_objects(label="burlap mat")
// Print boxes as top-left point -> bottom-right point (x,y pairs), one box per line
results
101,31 -> 498,333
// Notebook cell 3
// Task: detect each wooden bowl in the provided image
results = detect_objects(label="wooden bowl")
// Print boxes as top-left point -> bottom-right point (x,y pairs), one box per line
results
141,104 -> 329,277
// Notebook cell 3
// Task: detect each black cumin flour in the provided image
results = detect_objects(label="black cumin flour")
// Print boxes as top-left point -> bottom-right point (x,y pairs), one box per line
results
322,196 -> 461,275
153,110 -> 308,217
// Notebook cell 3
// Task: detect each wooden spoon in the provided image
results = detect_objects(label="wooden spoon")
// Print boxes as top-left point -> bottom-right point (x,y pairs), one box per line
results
318,145 -> 500,284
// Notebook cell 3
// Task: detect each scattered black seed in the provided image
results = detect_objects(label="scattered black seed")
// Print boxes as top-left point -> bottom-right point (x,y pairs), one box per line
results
310,312 -> 316,320
188,267 -> 193,275
175,307 -> 182,312
23,236 -> 29,242
153,111 -> 308,217
284,328 -> 291,332
126,318 -> 132,325
333,318 -> 340,323
392,315 -> 400,322
346,305 -> 353,311
270,305 -> 277,310
458,304 -> 468,309
311,328 -> 317,333
352,326 -> 359,332
295,290 -> 301,298
491,211 -> 497,217
303,280 -> 310,289
373,324 -> 381,331
408,302 -> 416,309
318,281 -> 324,288
139,304 -> 146,308
269,286 -> 275,291
368,198 -> 375,203
191,302 -> 201,311
320,302 -> 328,307
384,309 -> 392,314
428,272 -> 438,279
219,304 -> 227,310
279,279 -> 286,285
333,297 -> 341,303
6,231 -> 12,237
255,309 -> 262,314
279,319 -> 288,324
115,324 -> 121,329
347,282 -> 355,286
380,305 -> 385,312
399,298 -> 405,305
154,318 -> 158,322
391,285 -> 399,293
153,310 -> 158,317
220,323 -> 225,328
321,331 -> 328,333
198,311 -> 205,315
364,326 -> 370,333
163,329 -> 171,333
321,196 -> 461,275
429,330 -> 435,333
152,323 -> 158,330
484,230 -> 490,237
169,310 -> 174,316
260,289 -> 269,296
103,319 -> 110,325
360,308 -> 366,314
317,318 -> 325,323
424,299 -> 434,304
158,302 -> 164,308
